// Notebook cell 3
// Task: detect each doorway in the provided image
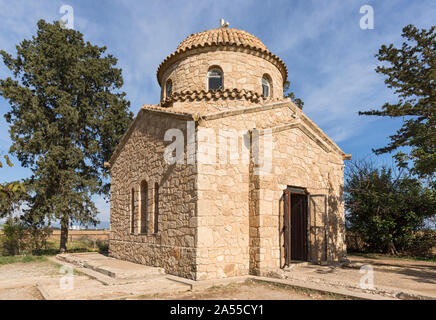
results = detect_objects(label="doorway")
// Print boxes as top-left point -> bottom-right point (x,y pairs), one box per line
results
283,187 -> 308,265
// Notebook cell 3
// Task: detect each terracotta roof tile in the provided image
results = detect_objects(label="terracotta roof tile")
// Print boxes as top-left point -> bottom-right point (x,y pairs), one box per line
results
157,27 -> 288,86
160,88 -> 269,108
175,28 -> 268,52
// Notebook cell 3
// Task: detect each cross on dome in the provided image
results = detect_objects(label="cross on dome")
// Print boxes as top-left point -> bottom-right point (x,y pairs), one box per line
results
219,18 -> 229,28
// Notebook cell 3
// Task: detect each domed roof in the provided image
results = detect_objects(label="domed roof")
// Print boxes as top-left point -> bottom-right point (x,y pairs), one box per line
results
176,28 -> 268,52
157,27 -> 288,86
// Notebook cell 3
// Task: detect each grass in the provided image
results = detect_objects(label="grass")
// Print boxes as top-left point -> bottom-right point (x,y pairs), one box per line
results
10,238 -> 107,256
40,238 -> 108,255
0,236 -> 109,266
0,254 -> 86,279
0,255 -> 47,265
349,252 -> 436,263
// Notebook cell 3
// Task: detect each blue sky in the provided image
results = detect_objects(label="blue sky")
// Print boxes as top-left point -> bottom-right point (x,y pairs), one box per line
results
0,0 -> 435,223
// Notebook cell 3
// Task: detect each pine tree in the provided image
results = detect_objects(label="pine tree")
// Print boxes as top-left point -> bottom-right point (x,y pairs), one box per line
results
359,25 -> 435,179
0,154 -> 25,198
0,20 -> 133,251
283,80 -> 304,109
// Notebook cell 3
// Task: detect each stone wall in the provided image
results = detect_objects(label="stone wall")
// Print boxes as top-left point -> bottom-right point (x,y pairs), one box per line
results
252,127 -> 346,275
160,48 -> 284,101
109,100 -> 346,280
195,102 -> 346,279
196,127 -> 251,280
109,111 -> 198,279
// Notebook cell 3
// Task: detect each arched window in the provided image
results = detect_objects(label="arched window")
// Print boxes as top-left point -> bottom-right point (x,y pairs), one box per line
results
262,75 -> 271,98
130,188 -> 135,234
154,182 -> 159,233
208,68 -> 223,90
140,180 -> 148,234
165,79 -> 172,98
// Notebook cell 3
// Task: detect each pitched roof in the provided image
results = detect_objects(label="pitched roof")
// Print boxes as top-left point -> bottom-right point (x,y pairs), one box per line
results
108,100 -> 348,166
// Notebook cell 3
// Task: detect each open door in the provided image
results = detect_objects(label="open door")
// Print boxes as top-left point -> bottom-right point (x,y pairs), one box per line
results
308,194 -> 328,263
283,187 -> 308,267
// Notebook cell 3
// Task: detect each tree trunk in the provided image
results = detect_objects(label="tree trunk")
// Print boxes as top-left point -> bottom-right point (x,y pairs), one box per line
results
388,240 -> 398,256
59,214 -> 69,252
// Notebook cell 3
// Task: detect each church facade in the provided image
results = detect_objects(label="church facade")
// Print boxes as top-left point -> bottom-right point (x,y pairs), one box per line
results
108,24 -> 349,280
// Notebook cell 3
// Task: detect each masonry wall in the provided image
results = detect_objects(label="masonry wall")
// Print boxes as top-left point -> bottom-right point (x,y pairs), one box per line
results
195,102 -> 346,279
109,101 -> 346,280
195,121 -> 251,280
109,111 -> 198,279
161,49 -> 284,101
195,104 -> 298,280
252,124 -> 347,274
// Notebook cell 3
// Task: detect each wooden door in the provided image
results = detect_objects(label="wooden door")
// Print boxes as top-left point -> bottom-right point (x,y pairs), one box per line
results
290,194 -> 308,261
283,188 -> 308,266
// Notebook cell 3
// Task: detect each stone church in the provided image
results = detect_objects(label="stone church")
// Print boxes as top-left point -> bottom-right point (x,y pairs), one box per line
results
108,22 -> 350,280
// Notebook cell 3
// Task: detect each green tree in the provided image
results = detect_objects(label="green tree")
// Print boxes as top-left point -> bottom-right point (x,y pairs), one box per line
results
1,217 -> 27,256
359,25 -> 436,179
0,154 -> 25,198
0,20 -> 133,252
345,159 -> 436,255
283,80 -> 304,109
0,180 -> 28,218
0,182 -> 53,255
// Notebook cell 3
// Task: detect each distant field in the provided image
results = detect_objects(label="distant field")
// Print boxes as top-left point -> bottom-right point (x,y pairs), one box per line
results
0,229 -> 109,241
48,230 -> 109,241
0,230 -> 110,256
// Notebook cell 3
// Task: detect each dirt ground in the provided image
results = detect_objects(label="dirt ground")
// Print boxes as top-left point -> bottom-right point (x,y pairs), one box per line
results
0,260 -> 59,281
0,260 -> 59,300
280,255 -> 436,299
0,254 -> 434,300
136,279 -> 349,300
0,260 -> 342,300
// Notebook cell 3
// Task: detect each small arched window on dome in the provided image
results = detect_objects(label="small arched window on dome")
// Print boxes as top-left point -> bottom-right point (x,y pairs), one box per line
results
262,75 -> 271,98
165,79 -> 172,98
208,68 -> 223,91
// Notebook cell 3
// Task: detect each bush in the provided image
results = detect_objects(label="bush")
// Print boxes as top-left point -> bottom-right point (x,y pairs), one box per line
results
0,217 -> 53,256
96,239 -> 109,255
345,232 -> 366,253
403,230 -> 436,258
1,217 -> 27,255
26,224 -> 52,255
345,160 -> 436,255
346,230 -> 436,258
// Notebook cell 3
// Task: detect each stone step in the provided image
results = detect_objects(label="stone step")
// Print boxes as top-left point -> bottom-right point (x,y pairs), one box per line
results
282,261 -> 311,271
56,252 -> 165,280
51,256 -> 119,285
